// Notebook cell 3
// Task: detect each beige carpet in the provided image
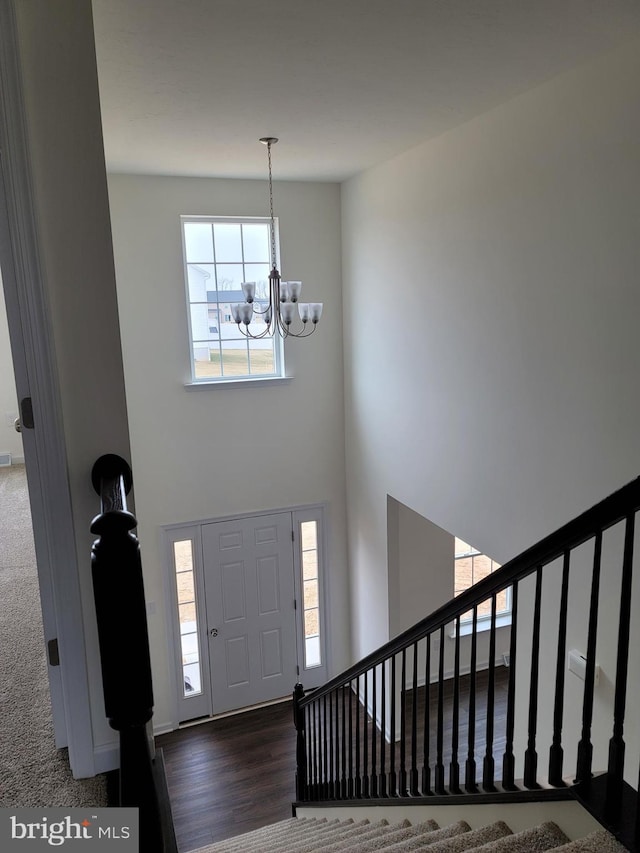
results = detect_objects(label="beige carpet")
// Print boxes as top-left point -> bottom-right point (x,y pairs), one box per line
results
189,818 -> 626,853
0,464 -> 108,806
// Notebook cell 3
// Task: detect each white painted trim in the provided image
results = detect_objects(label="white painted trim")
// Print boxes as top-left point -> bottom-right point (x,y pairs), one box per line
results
0,0 -> 95,777
449,614 -> 512,638
162,524 -> 213,726
162,502 -> 330,729
92,743 -> 119,776
161,500 -> 330,533
184,377 -> 293,390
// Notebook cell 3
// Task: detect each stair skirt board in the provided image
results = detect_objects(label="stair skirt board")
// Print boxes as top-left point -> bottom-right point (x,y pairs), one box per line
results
295,800 -> 603,842
188,815 -> 625,853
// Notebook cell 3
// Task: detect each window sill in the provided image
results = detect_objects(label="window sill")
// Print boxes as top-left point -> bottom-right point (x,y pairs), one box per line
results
184,376 -> 293,390
448,613 -> 512,639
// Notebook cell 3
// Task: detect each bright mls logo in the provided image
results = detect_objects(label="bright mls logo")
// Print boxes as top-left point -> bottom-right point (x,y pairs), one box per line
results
0,808 -> 138,850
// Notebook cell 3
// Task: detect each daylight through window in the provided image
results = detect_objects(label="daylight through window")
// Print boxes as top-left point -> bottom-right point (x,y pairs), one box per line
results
454,538 -> 510,623
182,217 -> 283,381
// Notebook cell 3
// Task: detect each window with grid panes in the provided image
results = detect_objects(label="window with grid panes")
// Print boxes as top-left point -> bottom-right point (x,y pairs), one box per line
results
454,538 -> 510,623
182,216 -> 284,382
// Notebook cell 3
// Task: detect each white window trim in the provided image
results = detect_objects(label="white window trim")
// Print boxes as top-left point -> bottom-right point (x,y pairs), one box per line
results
181,214 -> 285,384
448,611 -> 512,639
184,376 -> 293,390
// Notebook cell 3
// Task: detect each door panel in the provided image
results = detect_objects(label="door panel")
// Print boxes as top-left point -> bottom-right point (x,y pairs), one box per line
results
202,513 -> 297,714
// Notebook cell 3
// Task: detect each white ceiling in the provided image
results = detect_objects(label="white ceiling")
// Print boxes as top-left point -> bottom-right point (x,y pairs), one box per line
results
92,0 -> 640,182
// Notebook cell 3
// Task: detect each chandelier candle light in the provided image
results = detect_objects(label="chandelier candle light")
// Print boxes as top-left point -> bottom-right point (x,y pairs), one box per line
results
232,137 -> 323,338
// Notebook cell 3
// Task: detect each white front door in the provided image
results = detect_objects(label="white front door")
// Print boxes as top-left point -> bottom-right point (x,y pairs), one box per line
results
202,513 -> 298,714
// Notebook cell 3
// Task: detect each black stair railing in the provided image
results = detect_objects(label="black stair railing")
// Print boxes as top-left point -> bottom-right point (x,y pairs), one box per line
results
90,454 -> 176,853
293,476 -> 640,851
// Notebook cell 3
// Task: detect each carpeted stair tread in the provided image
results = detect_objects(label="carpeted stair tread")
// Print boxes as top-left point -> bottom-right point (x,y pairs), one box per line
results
464,821 -> 569,852
303,819 -> 402,853
255,818 -> 346,853
277,819 -> 377,852
335,819 -> 441,852
423,821 -> 513,853
549,829 -> 628,852
194,817 -> 333,853
380,820 -> 473,852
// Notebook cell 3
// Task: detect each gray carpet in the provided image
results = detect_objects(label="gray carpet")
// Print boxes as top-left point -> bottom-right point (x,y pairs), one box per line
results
0,464 -> 108,806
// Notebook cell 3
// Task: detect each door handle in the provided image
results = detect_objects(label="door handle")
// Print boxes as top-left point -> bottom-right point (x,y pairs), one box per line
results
209,627 -> 218,637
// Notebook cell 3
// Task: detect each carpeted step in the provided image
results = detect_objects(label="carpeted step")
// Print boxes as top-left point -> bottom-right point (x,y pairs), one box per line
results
421,821 -> 513,852
277,819 -> 378,853
548,829 -> 628,852
301,819 -> 402,853
193,817 -> 333,853
464,821 -> 569,852
335,818 -> 441,852
379,820 -> 473,852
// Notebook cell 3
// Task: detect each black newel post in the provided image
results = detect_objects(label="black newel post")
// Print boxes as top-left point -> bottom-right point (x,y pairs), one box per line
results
90,454 -> 164,851
293,683 -> 308,802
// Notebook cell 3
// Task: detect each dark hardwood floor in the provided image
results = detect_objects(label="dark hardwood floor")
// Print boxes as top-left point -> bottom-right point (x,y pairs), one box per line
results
158,700 -> 298,851
157,666 -> 510,852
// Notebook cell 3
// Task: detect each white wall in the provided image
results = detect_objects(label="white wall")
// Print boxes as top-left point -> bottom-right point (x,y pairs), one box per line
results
107,174 -> 348,731
0,274 -> 23,461
342,37 -> 640,780
388,497 -> 510,685
13,0 -> 132,761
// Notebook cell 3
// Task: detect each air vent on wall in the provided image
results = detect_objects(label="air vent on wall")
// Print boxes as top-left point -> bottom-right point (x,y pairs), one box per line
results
0,452 -> 12,467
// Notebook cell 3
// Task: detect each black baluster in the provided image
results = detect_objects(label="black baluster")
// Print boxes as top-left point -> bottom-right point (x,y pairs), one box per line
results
347,681 -> 354,800
435,625 -> 446,794
483,594 -> 497,791
380,660 -> 387,797
502,582 -> 519,790
328,689 -> 334,798
549,550 -> 571,786
363,670 -> 369,797
334,688 -> 344,799
606,514 -> 635,816
465,606 -> 478,792
576,531 -> 602,786
312,701 -> 319,799
410,641 -> 419,794
293,683 -> 307,801
524,566 -> 543,789
306,705 -> 312,800
389,655 -> 397,796
422,634 -> 432,795
399,648 -> 408,795
355,675 -> 361,798
371,666 -> 378,798
322,694 -> 328,798
450,617 -> 461,793
340,684 -> 349,800
322,696 -> 335,799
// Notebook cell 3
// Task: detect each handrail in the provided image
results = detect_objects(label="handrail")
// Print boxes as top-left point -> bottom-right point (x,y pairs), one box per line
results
90,454 -> 175,853
300,475 -> 640,707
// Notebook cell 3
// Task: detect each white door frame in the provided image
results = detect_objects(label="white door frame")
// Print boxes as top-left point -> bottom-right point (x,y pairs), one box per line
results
163,503 -> 330,728
0,0 -> 95,777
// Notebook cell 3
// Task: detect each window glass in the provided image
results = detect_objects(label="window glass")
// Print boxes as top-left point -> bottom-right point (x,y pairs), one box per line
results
182,217 -> 282,382
300,520 -> 321,668
454,538 -> 508,622
173,540 -> 203,698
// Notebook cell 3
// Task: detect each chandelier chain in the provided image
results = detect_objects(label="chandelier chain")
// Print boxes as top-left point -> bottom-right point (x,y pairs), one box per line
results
267,141 -> 277,269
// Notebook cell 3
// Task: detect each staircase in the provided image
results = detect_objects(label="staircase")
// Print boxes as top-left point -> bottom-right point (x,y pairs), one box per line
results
190,816 -> 626,853
286,477 -> 640,851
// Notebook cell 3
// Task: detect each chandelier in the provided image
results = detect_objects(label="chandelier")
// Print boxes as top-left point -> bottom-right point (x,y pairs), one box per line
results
231,137 -> 323,338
